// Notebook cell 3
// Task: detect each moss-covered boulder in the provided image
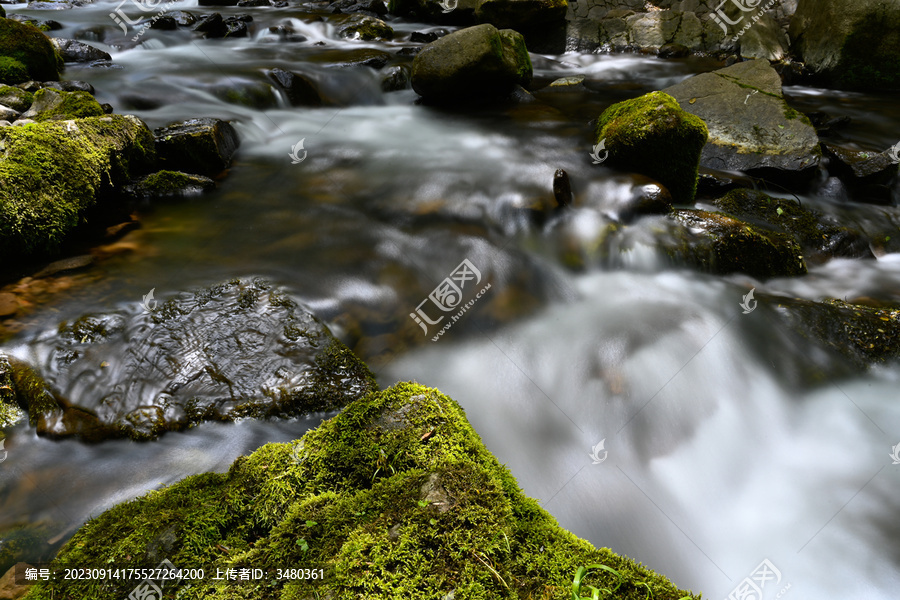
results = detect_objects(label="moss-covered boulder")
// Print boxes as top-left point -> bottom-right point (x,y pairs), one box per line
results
0,115 -> 156,260
790,0 -> 900,90
594,91 -> 708,205
0,352 -> 26,429
24,382 -> 698,600
20,88 -> 104,121
411,23 -> 532,103
0,56 -> 28,85
154,117 -> 240,176
338,14 -> 394,41
12,279 -> 376,441
662,59 -> 821,176
0,18 -> 61,82
710,189 -> 873,264
0,85 -> 32,112
124,170 -> 216,200
666,209 -> 807,278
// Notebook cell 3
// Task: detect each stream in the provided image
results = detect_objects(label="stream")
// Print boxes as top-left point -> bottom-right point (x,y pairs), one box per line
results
2,0 -> 900,598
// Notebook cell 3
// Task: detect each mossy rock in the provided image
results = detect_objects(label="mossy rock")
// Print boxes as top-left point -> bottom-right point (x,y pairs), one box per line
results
24,382 -> 698,600
338,15 -> 394,41
595,91 -> 708,205
125,170 -> 216,200
411,23 -> 533,103
0,352 -> 27,428
0,84 -> 32,111
154,117 -> 240,177
0,18 -> 61,82
0,523 -> 56,575
0,56 -> 28,85
710,189 -> 872,263
0,115 -> 157,260
23,88 -> 104,121
668,208 -> 807,278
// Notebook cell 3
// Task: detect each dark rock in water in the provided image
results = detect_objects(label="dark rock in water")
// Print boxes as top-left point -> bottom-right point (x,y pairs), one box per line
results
396,46 -> 420,56
10,279 -> 376,441
198,0 -> 240,5
237,0 -> 270,5
223,16 -> 250,38
709,189 -> 873,263
33,255 -> 93,278
150,15 -> 178,30
620,181 -> 672,220
594,91 -> 707,205
806,111 -> 851,137
326,48 -> 391,69
266,68 -> 323,106
380,64 -> 409,92
266,24 -> 307,42
658,43 -> 688,58
552,168 -> 572,207
667,209 -> 807,279
168,10 -> 197,26
663,59 -> 821,177
123,170 -> 216,200
210,79 -> 278,109
411,24 -> 532,103
193,13 -> 227,37
410,30 -> 437,43
154,117 -> 239,176
821,144 -> 899,204
49,38 -> 111,63
0,86 -> 33,113
40,80 -> 95,95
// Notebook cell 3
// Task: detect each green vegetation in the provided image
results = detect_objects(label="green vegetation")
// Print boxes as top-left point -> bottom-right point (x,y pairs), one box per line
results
30,88 -> 105,121
0,18 -> 61,82
835,12 -> 900,90
24,383 -> 698,600
0,84 -> 33,111
0,56 -> 28,85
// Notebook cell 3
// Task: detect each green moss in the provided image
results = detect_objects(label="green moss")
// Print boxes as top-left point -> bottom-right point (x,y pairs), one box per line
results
595,91 -> 708,204
6,359 -> 61,426
0,523 -> 56,575
0,84 -> 33,111
342,17 -> 394,41
834,12 -> 900,90
499,28 -> 532,83
0,115 -> 156,259
25,383 -> 698,600
31,88 -> 104,121
0,56 -> 28,85
0,18 -> 61,81
134,170 -> 215,197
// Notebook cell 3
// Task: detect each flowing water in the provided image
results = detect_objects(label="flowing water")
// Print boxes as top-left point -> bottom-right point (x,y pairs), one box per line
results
2,1 -> 900,597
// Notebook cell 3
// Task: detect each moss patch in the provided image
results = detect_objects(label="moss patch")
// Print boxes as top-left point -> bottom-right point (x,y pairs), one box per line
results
595,91 -> 708,204
24,383 -> 699,600
30,88 -> 104,121
0,56 -> 28,85
0,115 -> 156,259
0,18 -> 61,82
834,12 -> 900,90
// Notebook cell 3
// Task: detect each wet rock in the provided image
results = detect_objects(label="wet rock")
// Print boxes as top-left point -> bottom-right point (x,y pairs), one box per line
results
326,48 -> 392,69
14,279 -> 376,441
0,116 -> 156,260
32,255 -> 94,278
49,38 -> 111,63
409,30 -> 438,43
150,15 -> 178,30
474,0 -> 567,36
411,23 -> 532,103
210,79 -> 277,109
821,144 -> 899,204
123,170 -> 216,200
709,188 -> 873,263
552,168 -> 573,207
266,68 -> 323,106
20,88 -> 103,121
41,80 -> 95,94
338,14 -> 393,40
0,292 -> 19,318
237,0 -> 270,5
168,10 -> 197,26
223,16 -> 250,37
154,117 -> 239,176
790,0 -> 900,90
193,13 -> 227,37
663,59 -> 821,177
0,105 -> 18,121
380,64 -> 410,92
594,91 -> 708,205
658,42 -> 689,58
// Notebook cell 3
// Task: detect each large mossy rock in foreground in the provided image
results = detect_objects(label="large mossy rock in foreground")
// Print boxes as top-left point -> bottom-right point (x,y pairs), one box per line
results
595,91 -> 708,205
24,382 -> 698,600
0,18 -> 61,83
789,0 -> 900,90
411,23 -> 532,103
0,115 -> 156,261
5,279 -> 376,441
662,59 -> 821,176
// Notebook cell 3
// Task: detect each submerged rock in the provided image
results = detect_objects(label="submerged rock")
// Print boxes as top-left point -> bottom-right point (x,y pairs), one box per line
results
8,279 -> 376,441
123,170 -> 216,200
153,117 -> 239,176
594,91 -> 708,205
821,144 -> 899,204
23,382 -> 697,599
266,68 -> 323,106
663,59 -> 821,176
789,0 -> 900,90
411,23 -> 532,103
0,115 -> 156,260
338,14 -> 394,40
